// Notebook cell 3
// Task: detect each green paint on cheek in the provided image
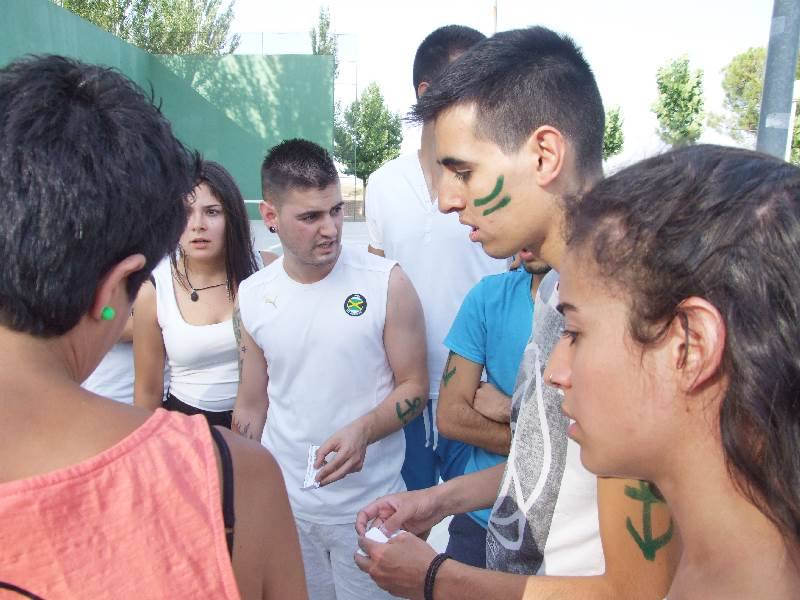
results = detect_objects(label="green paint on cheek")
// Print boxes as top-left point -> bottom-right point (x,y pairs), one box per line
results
473,175 -> 504,207
482,195 -> 511,216
473,175 -> 511,216
624,481 -> 675,561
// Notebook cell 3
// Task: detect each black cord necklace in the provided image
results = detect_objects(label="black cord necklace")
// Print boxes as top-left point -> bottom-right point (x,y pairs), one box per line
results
183,255 -> 227,302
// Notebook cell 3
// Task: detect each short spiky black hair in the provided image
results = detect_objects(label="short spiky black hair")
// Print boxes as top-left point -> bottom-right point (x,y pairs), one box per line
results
0,55 -> 198,337
261,138 -> 338,202
412,25 -> 485,98
413,27 -> 604,178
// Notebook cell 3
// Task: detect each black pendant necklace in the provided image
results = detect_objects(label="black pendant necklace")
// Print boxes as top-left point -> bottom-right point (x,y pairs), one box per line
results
188,282 -> 226,302
183,256 -> 226,302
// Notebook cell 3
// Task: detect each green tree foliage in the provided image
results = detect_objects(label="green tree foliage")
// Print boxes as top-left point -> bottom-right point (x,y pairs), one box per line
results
720,47 -> 800,164
603,105 -> 625,160
793,121 -> 800,165
54,0 -> 239,54
721,47 -> 767,139
652,56 -> 704,147
334,82 -> 402,185
310,6 -> 338,78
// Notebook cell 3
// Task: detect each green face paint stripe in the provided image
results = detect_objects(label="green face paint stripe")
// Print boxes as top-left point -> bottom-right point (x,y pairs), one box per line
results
624,482 -> 675,561
482,195 -> 511,216
473,175 -> 504,207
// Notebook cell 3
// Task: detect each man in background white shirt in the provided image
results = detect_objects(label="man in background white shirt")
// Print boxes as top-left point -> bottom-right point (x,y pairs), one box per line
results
366,25 -> 507,494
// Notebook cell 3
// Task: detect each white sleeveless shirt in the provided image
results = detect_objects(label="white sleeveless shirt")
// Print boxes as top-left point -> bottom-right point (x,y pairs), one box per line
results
82,343 -> 134,405
151,260 -> 238,412
238,246 -> 406,523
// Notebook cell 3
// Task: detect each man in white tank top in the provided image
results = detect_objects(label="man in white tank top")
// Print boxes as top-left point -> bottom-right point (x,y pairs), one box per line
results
232,139 -> 428,600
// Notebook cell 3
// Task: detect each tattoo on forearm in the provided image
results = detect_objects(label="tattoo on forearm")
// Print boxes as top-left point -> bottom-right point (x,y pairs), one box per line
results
395,397 -> 422,425
442,351 -> 457,387
473,174 -> 512,216
232,305 -> 244,379
232,417 -> 254,440
624,481 -> 675,561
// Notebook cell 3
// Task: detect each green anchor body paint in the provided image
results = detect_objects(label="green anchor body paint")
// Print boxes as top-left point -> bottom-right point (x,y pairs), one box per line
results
624,481 -> 675,561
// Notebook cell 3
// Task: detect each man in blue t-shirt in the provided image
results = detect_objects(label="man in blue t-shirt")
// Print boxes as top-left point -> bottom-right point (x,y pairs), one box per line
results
437,250 -> 549,567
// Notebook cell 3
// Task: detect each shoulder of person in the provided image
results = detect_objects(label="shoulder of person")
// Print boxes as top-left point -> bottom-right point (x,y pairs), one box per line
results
468,268 -> 525,301
215,426 -> 280,482
367,152 -> 417,188
149,255 -> 173,286
255,249 -> 279,269
340,246 -> 397,274
483,267 -> 528,287
238,257 -> 282,296
212,427 -> 288,530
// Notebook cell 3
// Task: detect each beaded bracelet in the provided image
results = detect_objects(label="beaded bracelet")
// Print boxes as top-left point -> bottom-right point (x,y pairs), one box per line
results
423,552 -> 451,600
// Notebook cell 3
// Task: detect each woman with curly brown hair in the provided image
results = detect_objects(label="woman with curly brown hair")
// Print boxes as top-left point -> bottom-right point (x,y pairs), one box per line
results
547,144 -> 800,598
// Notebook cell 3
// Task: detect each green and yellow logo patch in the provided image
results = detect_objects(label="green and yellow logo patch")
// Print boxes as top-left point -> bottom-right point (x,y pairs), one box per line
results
344,293 -> 367,317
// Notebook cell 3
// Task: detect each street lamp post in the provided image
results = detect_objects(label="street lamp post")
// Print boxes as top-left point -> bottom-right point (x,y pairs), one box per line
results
756,0 -> 800,159
785,80 -> 800,162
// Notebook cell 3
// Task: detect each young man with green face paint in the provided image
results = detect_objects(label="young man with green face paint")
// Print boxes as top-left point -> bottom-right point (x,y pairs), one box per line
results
354,26 -> 678,599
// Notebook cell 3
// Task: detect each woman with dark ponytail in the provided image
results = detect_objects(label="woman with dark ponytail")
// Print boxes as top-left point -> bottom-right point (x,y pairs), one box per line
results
546,144 -> 800,598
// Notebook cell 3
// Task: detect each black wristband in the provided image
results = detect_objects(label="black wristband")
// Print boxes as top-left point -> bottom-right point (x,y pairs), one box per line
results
424,552 -> 450,600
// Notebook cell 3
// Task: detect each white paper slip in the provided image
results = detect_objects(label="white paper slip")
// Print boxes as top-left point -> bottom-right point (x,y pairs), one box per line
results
302,444 -> 321,491
356,526 -> 407,556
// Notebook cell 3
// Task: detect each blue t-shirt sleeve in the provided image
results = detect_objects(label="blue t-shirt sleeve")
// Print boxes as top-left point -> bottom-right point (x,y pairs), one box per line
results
444,278 -> 488,366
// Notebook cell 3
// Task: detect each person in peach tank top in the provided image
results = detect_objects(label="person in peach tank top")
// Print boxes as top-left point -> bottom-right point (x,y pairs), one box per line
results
0,55 -> 306,600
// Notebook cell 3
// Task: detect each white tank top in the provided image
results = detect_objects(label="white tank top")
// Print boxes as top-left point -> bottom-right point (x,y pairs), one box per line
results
238,246 -> 406,523
151,260 -> 238,412
82,343 -> 134,405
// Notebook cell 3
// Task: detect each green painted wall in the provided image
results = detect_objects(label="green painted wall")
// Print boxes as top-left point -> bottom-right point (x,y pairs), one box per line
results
2,0 -> 333,210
